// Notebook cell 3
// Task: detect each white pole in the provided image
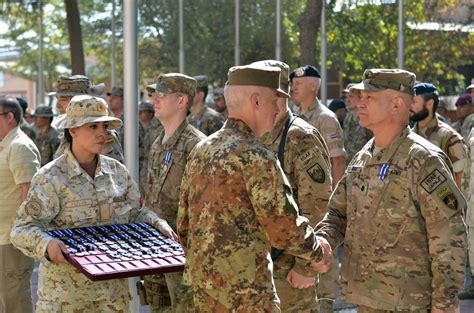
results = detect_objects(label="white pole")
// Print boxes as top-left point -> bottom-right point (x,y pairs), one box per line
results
179,0 -> 184,73
38,0 -> 44,106
397,0 -> 404,69
235,0 -> 240,65
111,0 -> 116,87
320,0 -> 327,106
123,1 -> 140,311
276,0 -> 281,61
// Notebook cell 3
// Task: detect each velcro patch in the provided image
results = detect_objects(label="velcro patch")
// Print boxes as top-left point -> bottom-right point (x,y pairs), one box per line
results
306,163 -> 326,183
420,169 -> 446,194
25,199 -> 43,217
437,186 -> 458,211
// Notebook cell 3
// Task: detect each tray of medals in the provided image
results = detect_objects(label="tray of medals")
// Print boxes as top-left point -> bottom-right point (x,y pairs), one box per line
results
45,223 -> 185,281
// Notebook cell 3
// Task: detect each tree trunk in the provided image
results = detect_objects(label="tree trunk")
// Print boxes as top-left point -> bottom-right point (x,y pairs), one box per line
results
297,0 -> 322,66
65,0 -> 85,75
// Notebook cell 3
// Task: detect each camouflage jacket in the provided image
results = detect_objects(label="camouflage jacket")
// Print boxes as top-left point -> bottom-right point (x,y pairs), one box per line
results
259,110 -> 332,276
139,117 -> 163,195
453,113 -> 474,143
316,127 -> 465,311
343,111 -> 372,164
187,106 -> 224,136
293,99 -> 346,159
468,129 -> 474,275
177,118 -> 323,310
145,120 -> 205,229
35,126 -> 60,167
10,148 -> 169,303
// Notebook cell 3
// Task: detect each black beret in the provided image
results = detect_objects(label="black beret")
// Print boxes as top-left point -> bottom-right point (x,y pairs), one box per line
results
290,65 -> 321,82
328,99 -> 346,112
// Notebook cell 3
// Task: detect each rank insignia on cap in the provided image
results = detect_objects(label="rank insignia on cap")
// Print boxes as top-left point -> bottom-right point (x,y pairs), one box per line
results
294,68 -> 305,77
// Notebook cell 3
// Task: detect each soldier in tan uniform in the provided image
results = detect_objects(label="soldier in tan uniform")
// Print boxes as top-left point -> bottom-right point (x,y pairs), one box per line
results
143,73 -> 206,312
10,95 -> 176,313
290,65 -> 346,187
178,64 -> 330,311
187,75 -> 224,135
253,60 -> 333,312
33,105 -> 60,167
51,75 -> 125,163
315,69 -> 466,313
410,82 -> 469,194
465,128 -> 474,299
453,93 -> 474,143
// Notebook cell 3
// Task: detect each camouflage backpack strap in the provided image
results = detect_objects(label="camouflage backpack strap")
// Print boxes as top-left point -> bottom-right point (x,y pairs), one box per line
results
271,113 -> 298,261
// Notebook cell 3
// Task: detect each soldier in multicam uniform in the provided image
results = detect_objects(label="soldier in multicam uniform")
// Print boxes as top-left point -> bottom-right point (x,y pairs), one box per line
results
212,87 -> 228,120
33,105 -> 60,167
253,60 -> 333,312
187,75 -> 224,135
465,128 -> 474,299
453,93 -> 474,143
143,74 -> 206,312
315,69 -> 466,313
410,82 -> 469,195
178,64 -> 330,311
290,65 -> 345,312
51,75 -> 125,163
10,95 -> 176,313
343,83 -> 373,165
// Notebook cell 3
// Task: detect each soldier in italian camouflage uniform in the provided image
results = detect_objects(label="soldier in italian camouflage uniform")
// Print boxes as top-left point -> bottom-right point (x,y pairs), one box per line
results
33,105 -> 60,167
253,60 -> 332,312
187,75 -> 224,135
143,74 -> 206,312
178,64 -> 328,311
410,82 -> 470,197
212,87 -> 228,120
315,69 -> 466,313
343,83 -> 373,164
10,95 -> 175,313
51,75 -> 125,163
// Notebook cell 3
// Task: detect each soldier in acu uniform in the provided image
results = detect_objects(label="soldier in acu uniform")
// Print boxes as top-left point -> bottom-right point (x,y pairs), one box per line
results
177,64 -> 330,312
187,75 -> 224,135
10,95 -> 175,313
315,69 -> 466,313
253,59 -> 333,312
33,105 -> 60,167
143,73 -> 206,312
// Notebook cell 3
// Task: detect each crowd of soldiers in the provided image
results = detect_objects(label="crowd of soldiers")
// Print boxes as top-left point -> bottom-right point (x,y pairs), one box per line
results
0,60 -> 473,313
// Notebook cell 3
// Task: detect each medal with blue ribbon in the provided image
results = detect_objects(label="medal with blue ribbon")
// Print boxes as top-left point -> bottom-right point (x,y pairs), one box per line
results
378,163 -> 390,180
164,151 -> 172,165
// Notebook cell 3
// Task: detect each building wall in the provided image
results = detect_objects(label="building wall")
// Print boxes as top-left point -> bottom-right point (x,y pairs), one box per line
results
0,71 -> 36,110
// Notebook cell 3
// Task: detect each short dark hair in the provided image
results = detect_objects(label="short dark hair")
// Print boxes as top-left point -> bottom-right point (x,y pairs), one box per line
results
65,129 -> 73,144
0,96 -> 23,124
422,92 -> 439,116
197,87 -> 208,101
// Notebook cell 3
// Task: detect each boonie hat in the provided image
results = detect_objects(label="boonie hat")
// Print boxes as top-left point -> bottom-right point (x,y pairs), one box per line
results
146,73 -> 197,97
350,69 -> 416,96
54,95 -> 122,130
414,82 -> 437,96
251,60 -> 290,94
33,105 -> 56,117
289,65 -> 321,82
139,101 -> 154,112
106,87 -> 124,98
49,75 -> 105,97
226,64 -> 289,98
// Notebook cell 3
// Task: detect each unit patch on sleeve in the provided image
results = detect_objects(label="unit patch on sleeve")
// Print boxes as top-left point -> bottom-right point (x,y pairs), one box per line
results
420,169 -> 446,194
306,163 -> 326,183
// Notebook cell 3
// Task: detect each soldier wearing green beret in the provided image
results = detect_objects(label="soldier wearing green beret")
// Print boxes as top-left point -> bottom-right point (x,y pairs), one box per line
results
32,106 -> 60,167
178,64 -> 330,311
253,60 -> 333,312
315,69 -> 466,313
187,75 -> 224,135
144,73 -> 206,312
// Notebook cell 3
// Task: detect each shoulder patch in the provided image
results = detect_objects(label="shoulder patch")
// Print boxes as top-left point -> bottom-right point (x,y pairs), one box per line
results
306,163 -> 326,183
437,186 -> 458,211
25,198 -> 43,217
420,169 -> 447,194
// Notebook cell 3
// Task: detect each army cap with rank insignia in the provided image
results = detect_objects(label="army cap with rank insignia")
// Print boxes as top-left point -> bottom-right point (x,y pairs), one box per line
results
54,95 -> 122,130
49,75 -> 105,97
251,60 -> 290,94
226,64 -> 289,98
193,75 -> 208,89
350,68 -> 416,96
146,73 -> 197,97
289,65 -> 321,82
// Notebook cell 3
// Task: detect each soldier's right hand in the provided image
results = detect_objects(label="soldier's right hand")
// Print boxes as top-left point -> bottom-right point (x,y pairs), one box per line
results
46,238 -> 70,264
311,236 -> 332,273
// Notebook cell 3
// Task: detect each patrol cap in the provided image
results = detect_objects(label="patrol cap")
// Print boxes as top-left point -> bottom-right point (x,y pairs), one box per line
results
49,75 -> 105,97
193,75 -> 208,89
33,105 -> 56,117
146,73 -> 197,97
350,69 -> 416,96
106,87 -> 124,98
289,65 -> 321,82
414,82 -> 437,96
54,95 -> 122,130
328,99 -> 346,112
251,60 -> 290,94
226,64 -> 289,98
139,101 -> 154,112
455,93 -> 472,107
